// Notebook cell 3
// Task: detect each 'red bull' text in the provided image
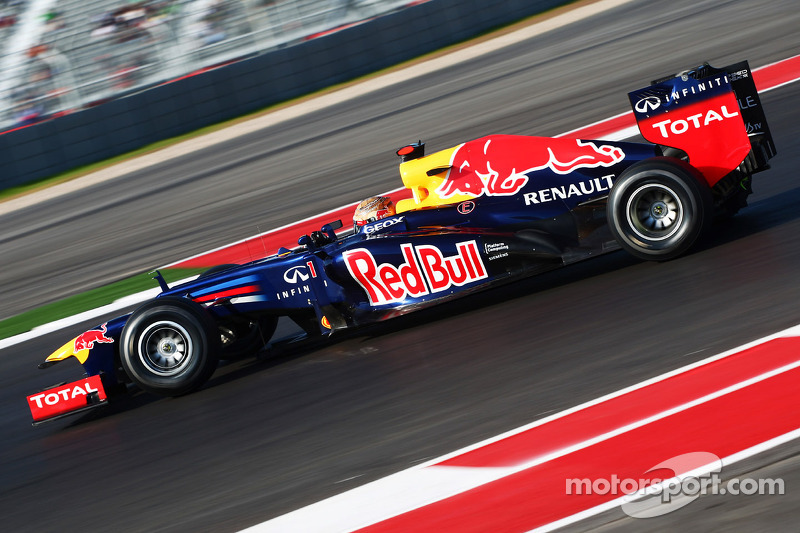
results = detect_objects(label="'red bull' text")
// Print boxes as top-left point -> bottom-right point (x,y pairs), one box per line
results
343,241 -> 487,305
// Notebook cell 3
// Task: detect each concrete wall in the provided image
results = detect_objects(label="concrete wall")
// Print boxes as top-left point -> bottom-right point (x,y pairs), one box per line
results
0,0 -> 568,189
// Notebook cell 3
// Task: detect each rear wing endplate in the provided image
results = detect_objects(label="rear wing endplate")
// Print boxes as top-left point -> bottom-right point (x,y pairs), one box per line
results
629,60 -> 776,184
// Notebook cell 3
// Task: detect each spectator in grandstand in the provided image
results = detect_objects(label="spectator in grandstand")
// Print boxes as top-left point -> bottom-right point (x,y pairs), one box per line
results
91,4 -> 157,43
116,3 -> 147,28
26,44 -> 54,76
91,3 -> 152,39
0,11 -> 16,28
42,9 -> 66,32
188,0 -> 235,48
10,53 -> 52,128
90,11 -> 117,38
12,97 -> 46,127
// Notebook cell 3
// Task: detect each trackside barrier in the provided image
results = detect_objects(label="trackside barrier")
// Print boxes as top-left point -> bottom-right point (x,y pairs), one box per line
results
0,0 -> 568,190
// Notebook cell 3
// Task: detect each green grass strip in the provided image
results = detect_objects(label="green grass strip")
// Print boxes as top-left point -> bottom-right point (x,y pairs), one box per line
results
0,268 -> 203,340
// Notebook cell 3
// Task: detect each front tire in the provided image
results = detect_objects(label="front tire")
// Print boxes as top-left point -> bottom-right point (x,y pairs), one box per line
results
120,298 -> 220,396
607,158 -> 712,261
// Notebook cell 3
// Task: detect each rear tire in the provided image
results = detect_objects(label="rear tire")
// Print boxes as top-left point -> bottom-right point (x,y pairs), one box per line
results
607,158 -> 712,261
120,298 -> 220,396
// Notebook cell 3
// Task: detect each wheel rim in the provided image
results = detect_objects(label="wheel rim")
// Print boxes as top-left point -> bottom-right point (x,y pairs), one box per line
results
625,183 -> 684,241
138,320 -> 194,376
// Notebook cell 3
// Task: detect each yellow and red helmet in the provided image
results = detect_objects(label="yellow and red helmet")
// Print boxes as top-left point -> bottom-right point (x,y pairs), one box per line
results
353,196 -> 395,231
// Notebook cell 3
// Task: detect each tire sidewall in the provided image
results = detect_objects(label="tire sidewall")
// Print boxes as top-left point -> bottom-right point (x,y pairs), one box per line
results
608,158 -> 711,260
120,298 -> 219,396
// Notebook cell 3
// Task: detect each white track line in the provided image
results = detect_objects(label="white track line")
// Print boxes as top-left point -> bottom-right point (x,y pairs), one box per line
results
532,426 -> 800,532
244,325 -> 800,532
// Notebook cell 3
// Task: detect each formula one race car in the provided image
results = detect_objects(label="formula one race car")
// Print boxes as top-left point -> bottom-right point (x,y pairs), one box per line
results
28,60 -> 775,424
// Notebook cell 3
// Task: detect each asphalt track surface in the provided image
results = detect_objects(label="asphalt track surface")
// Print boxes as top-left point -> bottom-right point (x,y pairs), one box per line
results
2,0 -> 800,531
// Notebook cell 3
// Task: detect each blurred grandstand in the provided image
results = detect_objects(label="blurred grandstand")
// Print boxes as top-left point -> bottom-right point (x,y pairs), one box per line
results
0,0 -> 424,130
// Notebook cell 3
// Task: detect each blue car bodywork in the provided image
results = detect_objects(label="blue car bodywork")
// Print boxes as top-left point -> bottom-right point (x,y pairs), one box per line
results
29,60 -> 775,423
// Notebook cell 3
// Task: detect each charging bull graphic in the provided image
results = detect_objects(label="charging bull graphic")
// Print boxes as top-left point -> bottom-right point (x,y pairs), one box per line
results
74,323 -> 114,352
436,135 -> 625,199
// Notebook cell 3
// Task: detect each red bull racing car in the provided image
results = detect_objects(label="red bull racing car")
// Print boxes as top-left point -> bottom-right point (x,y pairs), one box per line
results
28,60 -> 775,424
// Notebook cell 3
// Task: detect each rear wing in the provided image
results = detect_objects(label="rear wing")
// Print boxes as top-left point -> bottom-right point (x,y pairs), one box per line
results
629,60 -> 776,186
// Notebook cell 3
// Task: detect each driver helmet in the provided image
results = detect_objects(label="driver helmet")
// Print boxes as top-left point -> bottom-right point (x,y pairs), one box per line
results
353,196 -> 395,231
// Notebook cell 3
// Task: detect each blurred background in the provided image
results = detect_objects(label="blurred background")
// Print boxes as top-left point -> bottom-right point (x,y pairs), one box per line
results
0,0 -> 418,130
0,0 -> 553,191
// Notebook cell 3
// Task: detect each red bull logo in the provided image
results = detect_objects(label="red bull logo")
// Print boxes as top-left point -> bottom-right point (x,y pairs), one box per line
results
343,241 -> 487,305
436,135 -> 625,200
74,323 -> 114,352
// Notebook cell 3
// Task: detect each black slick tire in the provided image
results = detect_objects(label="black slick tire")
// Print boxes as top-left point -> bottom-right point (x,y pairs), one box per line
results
607,157 -> 712,261
120,297 -> 220,396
